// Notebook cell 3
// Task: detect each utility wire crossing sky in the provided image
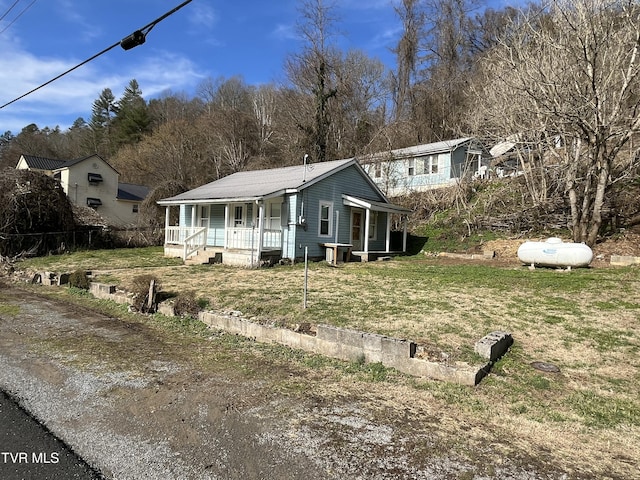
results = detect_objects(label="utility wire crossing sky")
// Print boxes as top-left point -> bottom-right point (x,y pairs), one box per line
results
0,0 -> 407,134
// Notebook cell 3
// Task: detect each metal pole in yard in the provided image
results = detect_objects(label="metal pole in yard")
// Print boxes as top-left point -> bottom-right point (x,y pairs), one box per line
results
303,246 -> 308,309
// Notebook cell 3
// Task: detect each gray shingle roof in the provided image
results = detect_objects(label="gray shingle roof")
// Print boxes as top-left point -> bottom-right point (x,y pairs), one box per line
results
358,137 -> 474,163
160,158 -> 357,204
19,155 -> 67,170
117,183 -> 149,201
19,154 -> 118,173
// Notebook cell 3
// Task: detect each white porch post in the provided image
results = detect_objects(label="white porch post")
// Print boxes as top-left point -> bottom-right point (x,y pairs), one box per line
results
256,202 -> 265,263
191,205 -> 197,229
224,204 -> 229,249
385,213 -> 391,252
164,206 -> 170,244
402,215 -> 408,252
364,208 -> 371,253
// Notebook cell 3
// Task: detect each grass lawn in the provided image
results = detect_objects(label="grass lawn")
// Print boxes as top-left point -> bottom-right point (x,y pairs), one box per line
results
16,246 -> 640,477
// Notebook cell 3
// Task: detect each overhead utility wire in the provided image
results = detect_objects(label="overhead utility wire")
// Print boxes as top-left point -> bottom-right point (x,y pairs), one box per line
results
0,0 -> 193,110
0,0 -> 37,35
0,0 -> 21,23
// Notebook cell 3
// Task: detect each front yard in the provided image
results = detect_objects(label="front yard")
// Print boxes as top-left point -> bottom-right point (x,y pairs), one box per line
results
15,246 -> 640,478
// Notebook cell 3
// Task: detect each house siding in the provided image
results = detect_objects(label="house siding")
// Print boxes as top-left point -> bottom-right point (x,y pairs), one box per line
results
362,139 -> 490,196
208,204 -> 225,246
293,164 -> 385,259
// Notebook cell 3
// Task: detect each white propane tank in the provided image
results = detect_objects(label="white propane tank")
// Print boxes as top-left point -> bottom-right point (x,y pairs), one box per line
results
517,237 -> 593,268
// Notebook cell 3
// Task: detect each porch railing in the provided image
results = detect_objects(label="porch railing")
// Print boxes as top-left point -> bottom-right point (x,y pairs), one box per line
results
226,228 -> 281,250
183,227 -> 207,260
166,226 -> 282,252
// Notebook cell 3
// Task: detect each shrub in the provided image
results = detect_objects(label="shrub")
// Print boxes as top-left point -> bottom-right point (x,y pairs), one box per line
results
68,270 -> 90,290
173,290 -> 201,318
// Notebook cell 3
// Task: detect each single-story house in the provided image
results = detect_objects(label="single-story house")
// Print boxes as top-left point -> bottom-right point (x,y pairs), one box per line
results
157,158 -> 411,267
16,154 -> 149,227
359,138 -> 492,196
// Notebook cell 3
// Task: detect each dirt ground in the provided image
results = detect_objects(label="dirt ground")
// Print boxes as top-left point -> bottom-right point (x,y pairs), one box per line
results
1,286 -> 591,480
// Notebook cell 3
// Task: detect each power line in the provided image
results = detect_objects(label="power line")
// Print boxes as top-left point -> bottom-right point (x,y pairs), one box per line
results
0,0 -> 37,35
0,0 -> 193,110
0,0 -> 21,23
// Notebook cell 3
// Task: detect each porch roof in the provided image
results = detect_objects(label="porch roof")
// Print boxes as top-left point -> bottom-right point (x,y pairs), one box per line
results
342,195 -> 410,214
158,158 -> 360,205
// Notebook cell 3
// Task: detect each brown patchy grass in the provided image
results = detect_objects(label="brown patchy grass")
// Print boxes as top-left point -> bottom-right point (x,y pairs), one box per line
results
15,246 -> 640,478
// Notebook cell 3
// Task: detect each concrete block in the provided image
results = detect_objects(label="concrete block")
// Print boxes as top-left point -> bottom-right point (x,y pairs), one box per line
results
610,255 -> 640,266
57,273 -> 70,286
157,301 -> 175,317
474,331 -> 513,361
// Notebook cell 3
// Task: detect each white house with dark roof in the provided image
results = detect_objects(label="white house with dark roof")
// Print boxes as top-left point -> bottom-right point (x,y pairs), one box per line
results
359,138 -> 491,196
158,158 -> 410,267
16,154 -> 149,227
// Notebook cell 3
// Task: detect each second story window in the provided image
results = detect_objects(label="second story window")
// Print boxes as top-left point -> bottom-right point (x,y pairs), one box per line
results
88,173 -> 103,184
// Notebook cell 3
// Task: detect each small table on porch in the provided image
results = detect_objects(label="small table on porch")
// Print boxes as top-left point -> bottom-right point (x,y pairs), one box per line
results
320,243 -> 353,265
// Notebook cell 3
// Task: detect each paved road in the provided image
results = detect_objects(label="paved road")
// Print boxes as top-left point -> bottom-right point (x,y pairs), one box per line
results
0,389 -> 101,480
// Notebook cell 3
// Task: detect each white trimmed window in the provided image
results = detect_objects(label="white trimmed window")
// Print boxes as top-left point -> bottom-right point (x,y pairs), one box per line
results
368,211 -> 378,240
407,158 -> 415,176
267,202 -> 281,229
319,201 -> 333,237
233,205 -> 245,227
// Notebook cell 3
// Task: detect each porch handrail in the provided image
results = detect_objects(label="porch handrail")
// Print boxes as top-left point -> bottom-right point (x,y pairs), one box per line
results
183,227 -> 207,260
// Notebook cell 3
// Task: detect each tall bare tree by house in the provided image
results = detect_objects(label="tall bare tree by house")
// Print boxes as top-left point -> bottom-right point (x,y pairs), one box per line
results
472,0 -> 640,246
392,0 -> 423,124
286,0 -> 340,163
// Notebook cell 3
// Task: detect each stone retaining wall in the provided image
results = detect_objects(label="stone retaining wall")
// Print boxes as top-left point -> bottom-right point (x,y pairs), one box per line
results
200,311 -> 495,386
87,282 -> 509,386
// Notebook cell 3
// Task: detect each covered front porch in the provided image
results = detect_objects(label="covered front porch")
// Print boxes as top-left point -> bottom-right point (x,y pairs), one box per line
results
162,200 -> 284,266
321,195 -> 409,263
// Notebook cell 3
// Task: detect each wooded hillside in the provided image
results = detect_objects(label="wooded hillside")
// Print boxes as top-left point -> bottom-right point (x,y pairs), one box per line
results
2,0 -> 639,246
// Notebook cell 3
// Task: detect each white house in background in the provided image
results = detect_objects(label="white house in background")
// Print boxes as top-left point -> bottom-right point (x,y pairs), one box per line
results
359,138 -> 492,197
16,154 -> 149,227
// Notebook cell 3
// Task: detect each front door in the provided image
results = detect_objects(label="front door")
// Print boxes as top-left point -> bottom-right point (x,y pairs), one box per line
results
351,210 -> 363,250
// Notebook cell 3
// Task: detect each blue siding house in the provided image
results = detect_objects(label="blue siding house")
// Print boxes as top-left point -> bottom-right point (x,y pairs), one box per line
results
158,158 -> 410,267
360,138 -> 491,197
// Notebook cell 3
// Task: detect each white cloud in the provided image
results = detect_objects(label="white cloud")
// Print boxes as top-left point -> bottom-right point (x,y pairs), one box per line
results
188,2 -> 217,29
271,23 -> 297,41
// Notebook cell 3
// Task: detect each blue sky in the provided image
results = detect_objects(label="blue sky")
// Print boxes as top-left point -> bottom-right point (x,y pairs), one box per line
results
0,0 -> 403,134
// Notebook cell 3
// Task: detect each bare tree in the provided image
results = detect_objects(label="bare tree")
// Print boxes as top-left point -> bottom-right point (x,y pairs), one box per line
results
286,0 -> 340,163
392,0 -> 424,123
472,0 -> 640,246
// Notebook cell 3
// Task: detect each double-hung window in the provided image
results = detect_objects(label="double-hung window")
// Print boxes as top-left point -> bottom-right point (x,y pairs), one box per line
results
368,211 -> 378,240
233,205 -> 245,227
319,201 -> 333,237
407,159 -> 415,176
